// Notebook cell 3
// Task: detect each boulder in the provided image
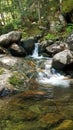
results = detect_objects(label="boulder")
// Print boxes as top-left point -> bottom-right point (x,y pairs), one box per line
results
66,33 -> 73,51
46,41 -> 68,56
39,40 -> 53,53
9,43 -> 26,57
0,56 -> 18,69
0,31 -> 22,48
20,37 -> 36,55
52,49 -> 73,70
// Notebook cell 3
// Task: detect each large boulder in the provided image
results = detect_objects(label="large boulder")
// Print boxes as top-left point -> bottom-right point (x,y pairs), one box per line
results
0,31 -> 22,48
52,49 -> 73,70
20,37 -> 36,55
66,33 -> 73,51
46,41 -> 68,56
9,43 -> 26,57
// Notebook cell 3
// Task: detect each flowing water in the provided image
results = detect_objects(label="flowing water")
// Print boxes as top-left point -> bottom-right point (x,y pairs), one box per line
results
0,43 -> 73,130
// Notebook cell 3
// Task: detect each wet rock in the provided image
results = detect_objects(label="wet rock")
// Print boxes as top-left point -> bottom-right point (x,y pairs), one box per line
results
20,37 -> 36,55
52,49 -> 73,70
9,43 -> 26,57
66,33 -> 73,51
46,41 -> 68,56
0,31 -> 22,48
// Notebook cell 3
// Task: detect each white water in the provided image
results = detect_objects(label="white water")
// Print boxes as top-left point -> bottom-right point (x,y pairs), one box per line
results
31,43 -> 43,59
31,42 -> 70,87
36,60 -> 70,87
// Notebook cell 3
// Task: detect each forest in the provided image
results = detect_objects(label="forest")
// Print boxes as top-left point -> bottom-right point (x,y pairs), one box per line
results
0,0 -> 73,38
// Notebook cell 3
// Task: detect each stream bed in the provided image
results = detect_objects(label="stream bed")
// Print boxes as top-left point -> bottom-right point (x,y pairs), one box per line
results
0,43 -> 73,130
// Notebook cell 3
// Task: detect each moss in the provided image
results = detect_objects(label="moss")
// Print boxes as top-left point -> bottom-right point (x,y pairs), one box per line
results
62,0 -> 73,13
0,68 -> 4,75
55,120 -> 73,130
8,72 -> 24,87
44,33 -> 59,40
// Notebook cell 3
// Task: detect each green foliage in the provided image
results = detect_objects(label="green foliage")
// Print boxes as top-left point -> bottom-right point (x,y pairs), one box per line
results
66,23 -> 73,34
2,23 -> 14,34
9,73 -> 24,86
45,33 -> 58,40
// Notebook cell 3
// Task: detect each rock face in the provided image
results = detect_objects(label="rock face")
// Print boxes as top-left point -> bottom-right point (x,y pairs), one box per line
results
46,41 -> 68,56
9,43 -> 26,57
66,33 -> 73,51
0,31 -> 22,47
52,49 -> 73,70
20,37 -> 36,55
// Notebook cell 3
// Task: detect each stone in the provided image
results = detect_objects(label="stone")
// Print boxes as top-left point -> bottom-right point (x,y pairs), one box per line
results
20,37 -> 36,55
0,55 -> 18,69
39,40 -> 53,53
52,49 -> 73,70
0,31 -> 22,47
46,41 -> 68,56
9,43 -> 26,57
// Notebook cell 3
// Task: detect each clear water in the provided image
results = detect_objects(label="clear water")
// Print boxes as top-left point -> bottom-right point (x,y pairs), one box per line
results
0,43 -> 73,130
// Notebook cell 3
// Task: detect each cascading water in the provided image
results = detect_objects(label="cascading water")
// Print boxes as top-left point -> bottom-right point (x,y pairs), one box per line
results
32,43 -> 43,59
31,42 -> 70,87
36,59 -> 70,87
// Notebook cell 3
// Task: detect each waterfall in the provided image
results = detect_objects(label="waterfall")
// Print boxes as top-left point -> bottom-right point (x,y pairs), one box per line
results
30,43 -> 70,87
32,43 -> 42,59
36,59 -> 70,87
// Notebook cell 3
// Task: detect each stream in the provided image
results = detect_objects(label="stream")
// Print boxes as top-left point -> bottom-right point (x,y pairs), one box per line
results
0,43 -> 73,130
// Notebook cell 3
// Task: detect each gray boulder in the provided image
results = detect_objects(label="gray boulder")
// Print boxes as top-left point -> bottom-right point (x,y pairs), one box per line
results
9,43 -> 26,57
46,41 -> 68,56
0,31 -> 22,47
52,49 -> 73,70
